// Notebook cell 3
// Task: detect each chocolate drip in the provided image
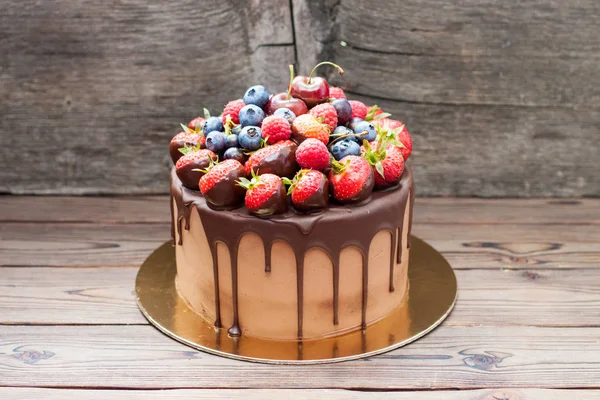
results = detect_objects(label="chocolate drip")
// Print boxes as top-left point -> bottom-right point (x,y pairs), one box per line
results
176,215 -> 184,245
408,186 -> 415,249
170,195 -> 176,246
332,258 -> 340,325
170,166 -> 414,339
389,228 -> 397,292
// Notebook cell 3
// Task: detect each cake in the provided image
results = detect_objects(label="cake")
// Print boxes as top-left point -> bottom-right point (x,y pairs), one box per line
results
169,62 -> 414,341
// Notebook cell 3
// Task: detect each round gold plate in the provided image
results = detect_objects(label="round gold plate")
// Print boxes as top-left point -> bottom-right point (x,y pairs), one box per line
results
136,236 -> 457,364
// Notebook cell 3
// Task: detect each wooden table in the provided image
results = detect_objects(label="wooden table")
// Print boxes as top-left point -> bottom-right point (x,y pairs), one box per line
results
1,197 -> 599,399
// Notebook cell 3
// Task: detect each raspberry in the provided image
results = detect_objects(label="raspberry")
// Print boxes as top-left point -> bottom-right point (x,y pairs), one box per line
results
221,99 -> 245,125
295,138 -> 330,171
308,103 -> 338,132
348,100 -> 368,119
329,86 -> 346,99
261,115 -> 292,145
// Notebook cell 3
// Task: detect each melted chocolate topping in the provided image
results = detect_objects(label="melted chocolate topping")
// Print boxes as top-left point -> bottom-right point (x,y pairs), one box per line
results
171,166 -> 414,339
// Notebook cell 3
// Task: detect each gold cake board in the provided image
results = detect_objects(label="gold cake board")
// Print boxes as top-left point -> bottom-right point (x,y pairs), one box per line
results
136,236 -> 457,364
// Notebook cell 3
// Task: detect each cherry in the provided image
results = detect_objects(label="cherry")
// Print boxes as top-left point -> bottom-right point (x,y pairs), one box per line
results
266,65 -> 308,115
290,61 -> 344,108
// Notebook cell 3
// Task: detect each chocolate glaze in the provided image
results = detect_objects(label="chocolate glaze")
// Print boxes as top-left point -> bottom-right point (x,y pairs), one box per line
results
248,182 -> 288,217
253,143 -> 298,178
294,176 -> 330,212
203,165 -> 246,210
171,165 -> 414,339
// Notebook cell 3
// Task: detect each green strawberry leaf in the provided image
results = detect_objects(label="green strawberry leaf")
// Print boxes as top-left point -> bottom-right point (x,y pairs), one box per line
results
203,108 -> 211,119
180,123 -> 193,134
375,161 -> 385,177
372,112 -> 392,120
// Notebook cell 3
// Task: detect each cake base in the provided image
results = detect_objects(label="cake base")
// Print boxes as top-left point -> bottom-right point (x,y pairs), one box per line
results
136,236 -> 457,364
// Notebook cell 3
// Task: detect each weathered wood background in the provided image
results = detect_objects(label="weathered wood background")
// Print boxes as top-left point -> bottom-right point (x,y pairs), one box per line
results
1,0 -> 598,196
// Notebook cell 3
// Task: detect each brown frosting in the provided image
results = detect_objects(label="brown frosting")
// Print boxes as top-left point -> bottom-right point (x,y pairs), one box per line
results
170,165 -> 414,339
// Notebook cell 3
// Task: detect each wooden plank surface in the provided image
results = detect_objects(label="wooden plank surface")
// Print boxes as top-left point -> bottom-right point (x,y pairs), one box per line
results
2,325 -> 600,389
2,387 -> 600,400
2,267 -> 600,327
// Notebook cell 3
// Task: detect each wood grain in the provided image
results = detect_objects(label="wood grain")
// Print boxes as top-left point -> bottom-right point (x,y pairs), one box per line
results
2,267 -> 600,327
1,325 -> 600,389
2,387 -> 600,400
2,196 -> 599,224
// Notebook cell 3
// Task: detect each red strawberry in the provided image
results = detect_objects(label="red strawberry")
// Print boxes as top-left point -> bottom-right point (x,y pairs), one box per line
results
374,118 -> 412,160
291,114 -> 330,145
188,116 -> 206,131
261,115 -> 292,145
295,138 -> 330,171
309,103 -> 338,132
175,149 -> 217,190
199,159 -> 246,209
328,155 -> 374,203
362,141 -> 405,189
169,131 -> 206,164
329,86 -> 346,99
221,99 -> 245,125
348,100 -> 368,119
238,173 -> 288,217
365,105 -> 391,122
244,140 -> 298,178
283,169 -> 329,211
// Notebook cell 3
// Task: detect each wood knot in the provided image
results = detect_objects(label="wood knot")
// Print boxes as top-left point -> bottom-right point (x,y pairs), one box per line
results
480,392 -> 520,400
525,271 -> 542,280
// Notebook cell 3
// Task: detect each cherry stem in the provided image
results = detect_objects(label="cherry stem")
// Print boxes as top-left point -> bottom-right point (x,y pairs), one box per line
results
286,64 -> 295,100
307,61 -> 344,84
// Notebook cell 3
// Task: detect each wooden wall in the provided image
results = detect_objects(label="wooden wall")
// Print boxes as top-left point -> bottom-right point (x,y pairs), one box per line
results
1,0 -> 598,196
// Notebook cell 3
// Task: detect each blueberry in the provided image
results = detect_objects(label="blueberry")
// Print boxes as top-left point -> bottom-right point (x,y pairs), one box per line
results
202,116 -> 223,135
238,126 -> 263,150
223,147 -> 247,164
243,85 -> 270,108
347,117 -> 364,131
206,131 -> 226,153
353,121 -> 377,142
231,124 -> 242,135
331,126 -> 358,143
273,107 -> 296,124
239,104 -> 265,127
225,134 -> 239,149
330,139 -> 361,161
332,99 -> 352,125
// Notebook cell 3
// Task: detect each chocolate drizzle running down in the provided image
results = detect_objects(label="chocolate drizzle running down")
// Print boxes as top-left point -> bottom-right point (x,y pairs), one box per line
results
171,166 -> 414,339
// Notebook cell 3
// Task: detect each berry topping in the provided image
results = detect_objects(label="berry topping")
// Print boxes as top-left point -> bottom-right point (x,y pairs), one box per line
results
239,173 -> 288,217
223,147 -> 247,164
329,86 -> 346,99
365,105 -> 390,122
188,116 -> 206,131
225,134 -> 239,149
245,140 -> 297,178
261,115 -> 292,145
238,126 -> 263,150
295,138 -> 331,171
365,142 -> 405,189
221,100 -> 245,125
330,138 -> 361,161
331,98 -> 352,125
353,120 -> 377,142
291,114 -> 330,145
202,116 -> 224,135
266,65 -> 309,116
199,159 -> 246,209
290,61 -> 344,108
348,100 -> 368,120
309,103 -> 338,132
273,107 -> 296,124
329,155 -> 374,203
283,169 -> 330,212
169,126 -> 206,163
175,149 -> 218,191
205,131 -> 226,154
239,104 -> 265,127
373,118 -> 412,161
243,85 -> 270,108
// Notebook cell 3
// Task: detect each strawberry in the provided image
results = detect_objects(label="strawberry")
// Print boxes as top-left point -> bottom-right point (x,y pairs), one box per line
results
291,114 -> 330,145
348,100 -> 368,120
362,140 -> 405,189
175,149 -> 217,190
221,99 -> 245,125
329,86 -> 346,99
188,116 -> 206,131
238,173 -> 288,217
373,118 -> 413,160
309,103 -> 338,132
295,138 -> 330,171
283,169 -> 329,211
169,124 -> 206,163
199,159 -> 246,209
365,105 -> 391,122
261,115 -> 292,145
244,140 -> 298,178
328,155 -> 374,203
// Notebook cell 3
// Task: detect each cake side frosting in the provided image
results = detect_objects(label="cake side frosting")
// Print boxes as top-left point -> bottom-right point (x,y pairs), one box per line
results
171,166 -> 414,340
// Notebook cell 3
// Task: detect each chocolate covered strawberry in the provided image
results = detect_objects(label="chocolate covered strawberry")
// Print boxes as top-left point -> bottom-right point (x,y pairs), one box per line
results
169,124 -> 206,163
309,103 -> 338,132
373,118 -> 413,161
290,61 -> 344,107
175,148 -> 217,190
291,114 -> 330,145
283,169 -> 329,211
188,116 -> 206,131
238,173 -> 288,217
328,155 -> 374,203
245,140 -> 298,178
362,140 -> 405,189
199,159 -> 246,209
